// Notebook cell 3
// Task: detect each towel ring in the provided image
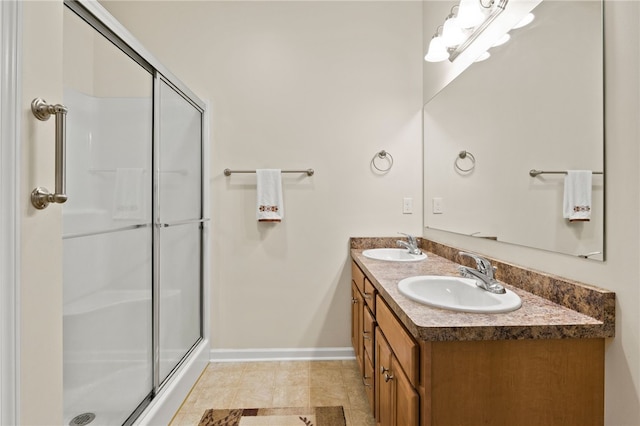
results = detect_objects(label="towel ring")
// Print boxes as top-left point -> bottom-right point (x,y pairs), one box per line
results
454,150 -> 475,173
372,150 -> 394,173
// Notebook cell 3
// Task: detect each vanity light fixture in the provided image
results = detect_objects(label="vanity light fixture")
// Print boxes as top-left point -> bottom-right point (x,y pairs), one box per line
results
424,0 -> 509,63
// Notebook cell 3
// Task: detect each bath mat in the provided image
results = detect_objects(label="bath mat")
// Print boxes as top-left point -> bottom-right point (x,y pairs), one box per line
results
198,406 -> 346,426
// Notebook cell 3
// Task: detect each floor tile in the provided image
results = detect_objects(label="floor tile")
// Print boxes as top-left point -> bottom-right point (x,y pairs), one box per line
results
238,369 -> 276,388
272,385 -> 310,408
170,360 -> 375,426
275,368 -> 309,387
309,368 -> 343,387
232,385 -> 275,408
309,385 -> 350,407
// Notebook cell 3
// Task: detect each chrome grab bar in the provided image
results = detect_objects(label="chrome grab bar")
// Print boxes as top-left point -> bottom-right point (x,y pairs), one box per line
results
30,98 -> 68,209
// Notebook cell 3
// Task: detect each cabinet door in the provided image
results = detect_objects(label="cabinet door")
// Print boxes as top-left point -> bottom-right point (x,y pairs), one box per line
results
375,328 -> 393,426
376,295 -> 419,387
352,282 -> 364,374
392,355 -> 419,426
376,327 -> 419,426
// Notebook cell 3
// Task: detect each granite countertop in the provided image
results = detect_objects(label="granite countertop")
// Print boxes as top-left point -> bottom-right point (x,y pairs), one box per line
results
351,244 -> 615,342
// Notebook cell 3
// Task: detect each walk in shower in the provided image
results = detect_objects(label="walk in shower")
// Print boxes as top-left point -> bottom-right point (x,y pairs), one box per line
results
61,2 -> 206,424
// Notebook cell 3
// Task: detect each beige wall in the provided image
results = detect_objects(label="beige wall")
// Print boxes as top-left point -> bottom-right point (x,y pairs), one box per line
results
422,1 -> 640,424
20,1 -> 64,424
100,1 -> 424,350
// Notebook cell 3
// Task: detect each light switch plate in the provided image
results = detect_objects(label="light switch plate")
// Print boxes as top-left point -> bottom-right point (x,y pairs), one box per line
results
403,197 -> 413,214
432,197 -> 443,214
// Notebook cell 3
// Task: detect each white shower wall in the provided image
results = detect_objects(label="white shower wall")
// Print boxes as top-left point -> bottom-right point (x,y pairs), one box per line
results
63,88 -> 152,301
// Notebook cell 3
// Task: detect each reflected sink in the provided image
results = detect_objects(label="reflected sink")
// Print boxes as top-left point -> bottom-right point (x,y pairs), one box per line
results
363,248 -> 427,262
398,275 -> 522,313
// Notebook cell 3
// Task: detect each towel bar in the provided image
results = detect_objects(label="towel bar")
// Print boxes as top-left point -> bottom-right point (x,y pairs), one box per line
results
529,169 -> 603,177
224,168 -> 314,176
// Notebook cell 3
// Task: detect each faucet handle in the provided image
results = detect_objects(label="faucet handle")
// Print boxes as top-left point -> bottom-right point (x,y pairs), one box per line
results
458,251 -> 494,278
398,232 -> 417,245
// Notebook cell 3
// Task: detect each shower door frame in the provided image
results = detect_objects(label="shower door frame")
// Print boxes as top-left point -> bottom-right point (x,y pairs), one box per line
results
0,0 -> 21,424
62,1 -> 211,424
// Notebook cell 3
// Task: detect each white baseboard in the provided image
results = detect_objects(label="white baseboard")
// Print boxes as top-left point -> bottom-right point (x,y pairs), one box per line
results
210,347 -> 355,362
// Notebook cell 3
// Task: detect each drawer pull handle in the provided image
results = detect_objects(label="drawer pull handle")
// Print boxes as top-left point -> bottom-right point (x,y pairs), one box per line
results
363,292 -> 373,300
351,298 -> 358,304
362,332 -> 371,340
362,376 -> 372,387
384,372 -> 394,382
380,366 -> 390,374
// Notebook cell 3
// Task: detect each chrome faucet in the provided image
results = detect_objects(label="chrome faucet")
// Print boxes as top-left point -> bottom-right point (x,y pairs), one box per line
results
396,233 -> 422,255
458,251 -> 506,294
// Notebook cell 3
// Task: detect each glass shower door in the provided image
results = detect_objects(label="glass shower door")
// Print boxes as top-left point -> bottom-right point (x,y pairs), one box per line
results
62,7 -> 154,425
157,80 -> 203,384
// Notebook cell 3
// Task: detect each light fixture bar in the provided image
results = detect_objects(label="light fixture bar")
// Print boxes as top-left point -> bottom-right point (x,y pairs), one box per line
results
449,0 -> 509,62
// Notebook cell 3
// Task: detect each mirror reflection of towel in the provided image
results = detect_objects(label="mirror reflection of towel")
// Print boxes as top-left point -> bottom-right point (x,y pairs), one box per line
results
256,169 -> 283,222
113,168 -> 144,221
563,170 -> 592,222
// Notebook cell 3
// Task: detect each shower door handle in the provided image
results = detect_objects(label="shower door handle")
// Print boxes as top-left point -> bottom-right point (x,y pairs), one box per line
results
30,98 -> 69,209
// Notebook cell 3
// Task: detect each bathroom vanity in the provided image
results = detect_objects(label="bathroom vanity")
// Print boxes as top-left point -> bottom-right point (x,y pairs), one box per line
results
350,237 -> 615,426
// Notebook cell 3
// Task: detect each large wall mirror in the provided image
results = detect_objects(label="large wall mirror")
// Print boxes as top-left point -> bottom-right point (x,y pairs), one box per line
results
423,0 -> 604,260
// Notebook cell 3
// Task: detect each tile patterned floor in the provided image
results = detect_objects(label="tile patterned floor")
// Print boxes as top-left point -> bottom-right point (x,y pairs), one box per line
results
170,360 -> 376,426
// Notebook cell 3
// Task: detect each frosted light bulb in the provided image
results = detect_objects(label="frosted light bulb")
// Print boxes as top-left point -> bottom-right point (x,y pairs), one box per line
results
456,0 -> 484,28
492,33 -> 511,47
474,51 -> 490,62
425,36 -> 449,62
513,13 -> 534,29
441,16 -> 466,47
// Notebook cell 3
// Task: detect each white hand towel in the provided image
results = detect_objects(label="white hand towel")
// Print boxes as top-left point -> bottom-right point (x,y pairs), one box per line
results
113,168 -> 145,221
256,169 -> 284,222
563,170 -> 592,222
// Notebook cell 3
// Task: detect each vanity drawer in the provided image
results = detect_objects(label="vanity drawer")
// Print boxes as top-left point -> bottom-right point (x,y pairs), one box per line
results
376,295 -> 419,387
363,278 -> 376,312
351,261 -> 365,293
363,352 -> 375,415
363,305 -> 375,361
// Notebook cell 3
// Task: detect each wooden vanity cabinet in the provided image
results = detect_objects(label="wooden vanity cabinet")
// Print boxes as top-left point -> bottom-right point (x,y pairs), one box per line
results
351,281 -> 363,372
351,259 -> 606,426
352,261 -> 378,415
420,338 -> 605,426
352,261 -> 419,423
363,290 -> 376,411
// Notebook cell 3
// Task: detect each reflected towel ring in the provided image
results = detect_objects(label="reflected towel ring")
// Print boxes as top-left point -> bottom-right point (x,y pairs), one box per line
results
455,150 -> 476,173
372,150 -> 394,173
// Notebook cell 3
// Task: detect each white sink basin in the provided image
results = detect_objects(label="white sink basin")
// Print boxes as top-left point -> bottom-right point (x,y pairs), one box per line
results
363,248 -> 427,262
398,275 -> 522,313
